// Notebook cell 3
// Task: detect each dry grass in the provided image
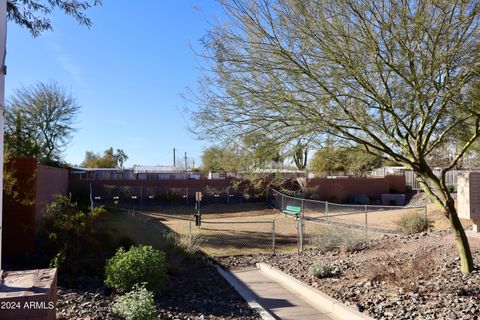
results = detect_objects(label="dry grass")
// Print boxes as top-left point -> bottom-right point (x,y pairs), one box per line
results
125,201 -> 473,257
365,250 -> 436,292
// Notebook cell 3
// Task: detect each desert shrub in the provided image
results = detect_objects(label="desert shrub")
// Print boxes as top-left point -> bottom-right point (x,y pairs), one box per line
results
165,188 -> 182,202
105,245 -> 168,293
310,226 -> 366,252
307,261 -> 335,278
389,187 -> 398,194
70,187 -> 91,211
205,185 -> 222,197
396,211 -> 432,234
327,195 -> 341,203
447,184 -> 456,193
352,194 -> 370,205
38,195 -> 106,275
111,284 -> 156,320
163,231 -> 203,254
365,250 -> 435,291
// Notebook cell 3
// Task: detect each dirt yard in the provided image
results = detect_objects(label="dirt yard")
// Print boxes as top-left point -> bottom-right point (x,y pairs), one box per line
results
128,201 -> 469,257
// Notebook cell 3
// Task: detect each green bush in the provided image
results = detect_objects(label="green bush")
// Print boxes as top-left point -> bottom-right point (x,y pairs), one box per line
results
105,246 -> 168,293
307,261 -> 335,278
310,226 -> 366,252
396,211 -> 432,234
447,184 -> 456,193
352,194 -> 369,205
38,194 -> 106,275
165,188 -> 182,202
111,285 -> 156,320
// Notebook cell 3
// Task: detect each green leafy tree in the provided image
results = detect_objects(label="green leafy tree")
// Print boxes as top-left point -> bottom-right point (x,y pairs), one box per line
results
346,149 -> 384,177
201,145 -> 245,172
188,0 -> 480,273
5,82 -> 80,165
312,146 -> 383,177
7,0 -> 101,37
81,147 -> 128,168
242,132 -> 284,169
310,147 -> 348,175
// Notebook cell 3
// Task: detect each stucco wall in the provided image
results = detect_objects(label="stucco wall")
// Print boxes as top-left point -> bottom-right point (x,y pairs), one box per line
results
3,158 -> 69,257
35,165 -> 69,222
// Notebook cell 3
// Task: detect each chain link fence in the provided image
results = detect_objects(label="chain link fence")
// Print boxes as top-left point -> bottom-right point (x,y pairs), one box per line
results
104,186 -> 427,257
114,208 -> 277,256
267,187 -> 428,252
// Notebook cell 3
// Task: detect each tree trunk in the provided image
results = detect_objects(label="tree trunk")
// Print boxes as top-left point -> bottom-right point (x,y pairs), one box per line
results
419,169 -> 474,274
445,199 -> 474,274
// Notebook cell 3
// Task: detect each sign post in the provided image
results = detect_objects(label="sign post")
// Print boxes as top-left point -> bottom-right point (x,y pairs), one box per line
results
194,192 -> 202,227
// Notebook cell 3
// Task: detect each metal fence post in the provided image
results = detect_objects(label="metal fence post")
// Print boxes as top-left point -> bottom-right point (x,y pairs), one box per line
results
326,201 -> 329,222
300,217 -> 304,253
188,219 -> 192,247
272,219 -> 276,255
297,218 -> 300,255
281,194 -> 284,211
364,205 -> 368,239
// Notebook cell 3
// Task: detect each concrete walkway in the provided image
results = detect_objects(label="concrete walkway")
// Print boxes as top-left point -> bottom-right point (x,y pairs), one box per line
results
218,266 -> 336,320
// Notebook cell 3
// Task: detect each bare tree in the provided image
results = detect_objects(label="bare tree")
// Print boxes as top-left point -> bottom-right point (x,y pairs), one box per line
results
188,0 -> 480,273
6,82 -> 80,164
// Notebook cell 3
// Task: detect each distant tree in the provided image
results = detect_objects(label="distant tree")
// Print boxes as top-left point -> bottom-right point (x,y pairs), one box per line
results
310,147 -> 348,175
115,149 -> 128,169
242,132 -> 284,169
7,0 -> 101,37
201,146 -> 244,173
81,147 -> 128,168
347,149 -> 383,177
311,147 -> 383,177
5,82 -> 80,164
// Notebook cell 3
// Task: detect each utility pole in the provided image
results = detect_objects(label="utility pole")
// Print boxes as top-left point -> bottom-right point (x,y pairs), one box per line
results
184,152 -> 187,171
173,148 -> 176,167
0,0 -> 7,270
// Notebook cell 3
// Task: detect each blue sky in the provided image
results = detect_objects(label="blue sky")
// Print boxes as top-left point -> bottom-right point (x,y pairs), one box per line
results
5,1 -> 224,167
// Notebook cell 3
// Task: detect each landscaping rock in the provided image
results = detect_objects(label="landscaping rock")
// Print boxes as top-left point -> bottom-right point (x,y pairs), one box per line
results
57,256 -> 260,319
217,230 -> 480,320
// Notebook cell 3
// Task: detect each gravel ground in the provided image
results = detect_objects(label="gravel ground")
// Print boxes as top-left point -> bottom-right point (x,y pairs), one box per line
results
405,192 -> 433,207
218,231 -> 480,320
56,256 -> 260,320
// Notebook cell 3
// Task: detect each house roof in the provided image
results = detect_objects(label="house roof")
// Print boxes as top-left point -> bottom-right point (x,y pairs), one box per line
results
70,167 -> 125,172
133,165 -> 183,174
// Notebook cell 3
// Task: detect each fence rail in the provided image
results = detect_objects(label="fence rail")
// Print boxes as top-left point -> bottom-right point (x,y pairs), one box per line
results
115,207 -> 277,256
267,187 -> 427,252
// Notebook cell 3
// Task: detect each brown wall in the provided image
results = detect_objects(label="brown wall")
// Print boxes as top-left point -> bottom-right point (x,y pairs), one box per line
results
36,165 -> 69,222
3,157 -> 69,257
3,157 -> 37,256
305,176 -> 406,202
70,174 -> 406,203
69,177 -> 235,199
